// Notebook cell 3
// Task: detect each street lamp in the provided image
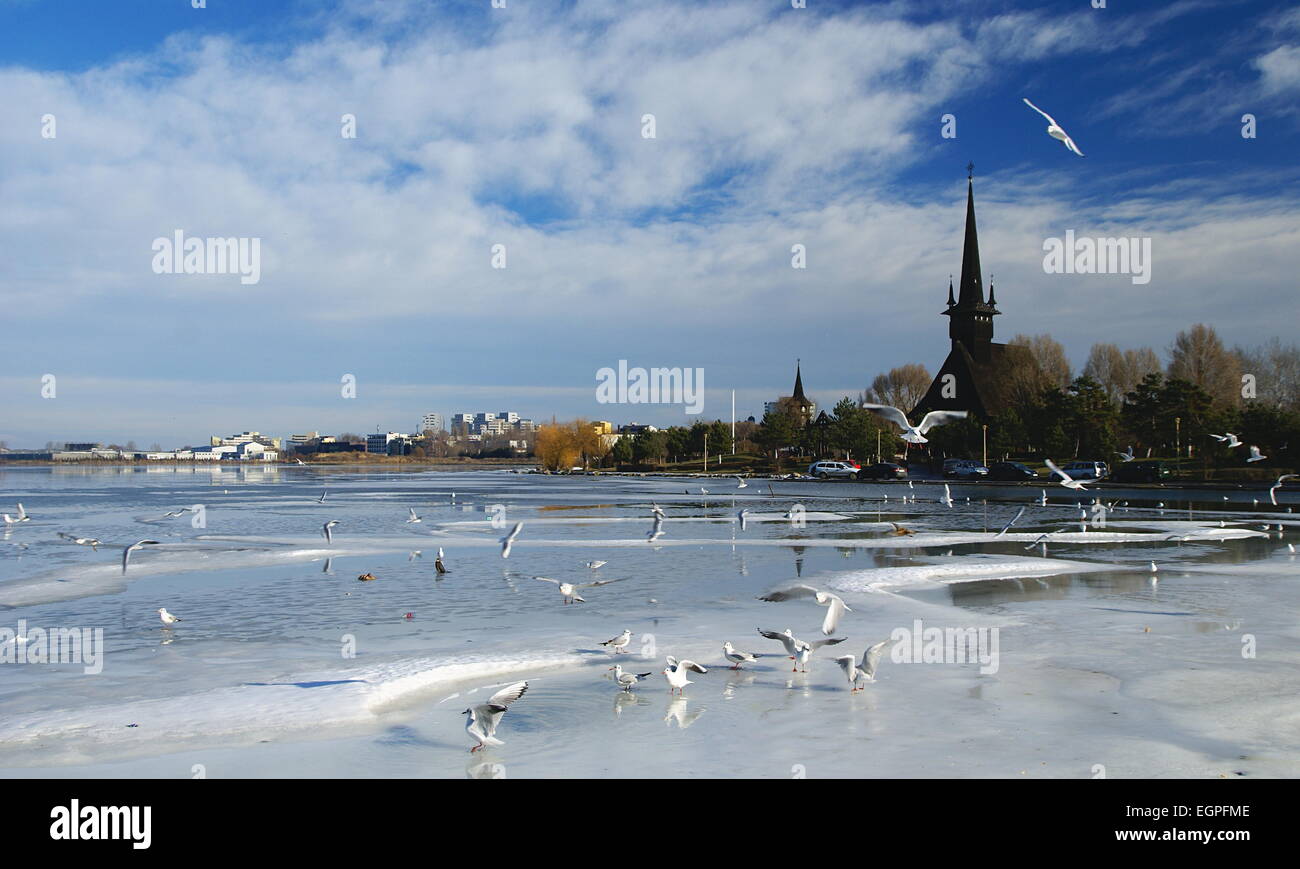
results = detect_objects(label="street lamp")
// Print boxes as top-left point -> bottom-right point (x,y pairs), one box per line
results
982,424 -> 988,468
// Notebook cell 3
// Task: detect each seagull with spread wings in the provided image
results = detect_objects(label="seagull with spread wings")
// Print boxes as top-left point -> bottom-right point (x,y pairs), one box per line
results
835,639 -> 894,691
758,584 -> 852,635
463,681 -> 529,752
1045,458 -> 1090,491
1022,98 -> 1085,157
861,405 -> 968,444
533,574 -> 624,604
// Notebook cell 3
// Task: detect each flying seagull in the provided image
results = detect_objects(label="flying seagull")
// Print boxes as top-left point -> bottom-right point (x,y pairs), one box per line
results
1247,445 -> 1267,463
758,584 -> 852,635
463,681 -> 529,753
533,575 -> 623,604
318,490 -> 328,503
406,508 -> 422,524
122,540 -> 161,574
663,656 -> 708,695
1045,458 -> 1090,491
14,503 -> 29,522
1024,531 -> 1060,551
737,508 -> 750,531
585,560 -> 608,570
861,405 -> 968,444
735,476 -> 748,489
835,639 -> 894,691
941,483 -> 954,508
1022,98 -> 1085,157
322,519 -> 340,545
647,513 -> 665,542
1210,433 -> 1242,448
995,506 -> 1026,538
57,532 -> 101,550
499,522 -> 523,558
1116,446 -> 1135,462
1269,474 -> 1298,506
722,641 -> 760,670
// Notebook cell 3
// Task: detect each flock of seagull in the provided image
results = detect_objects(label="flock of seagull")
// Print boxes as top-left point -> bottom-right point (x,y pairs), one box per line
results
5,421 -> 1296,753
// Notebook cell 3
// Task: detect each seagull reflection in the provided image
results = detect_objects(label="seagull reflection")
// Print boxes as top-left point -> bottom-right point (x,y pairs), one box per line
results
664,696 -> 704,729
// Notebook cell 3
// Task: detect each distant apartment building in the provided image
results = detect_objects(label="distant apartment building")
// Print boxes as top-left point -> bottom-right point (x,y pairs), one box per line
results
450,411 -> 536,437
366,432 -> 413,455
211,431 -> 281,450
419,413 -> 445,434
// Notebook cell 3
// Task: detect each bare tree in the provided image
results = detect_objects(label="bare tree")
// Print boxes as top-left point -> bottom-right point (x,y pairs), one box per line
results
1236,337 -> 1300,410
1084,343 -> 1163,405
865,363 -> 932,411
1168,324 -> 1240,406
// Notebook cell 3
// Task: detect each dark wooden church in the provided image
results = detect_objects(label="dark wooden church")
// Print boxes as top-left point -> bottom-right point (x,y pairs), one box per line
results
911,171 -> 1030,420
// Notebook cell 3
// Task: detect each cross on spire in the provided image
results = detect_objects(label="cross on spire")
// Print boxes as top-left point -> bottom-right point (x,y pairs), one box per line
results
967,161 -> 974,179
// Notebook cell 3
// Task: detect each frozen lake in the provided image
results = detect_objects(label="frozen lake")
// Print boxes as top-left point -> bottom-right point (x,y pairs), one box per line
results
1,465 -> 1297,778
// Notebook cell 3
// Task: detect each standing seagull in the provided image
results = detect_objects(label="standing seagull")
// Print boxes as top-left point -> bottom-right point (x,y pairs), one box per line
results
757,628 -> 846,672
758,584 -> 853,635
322,519 -> 340,545
609,664 -> 652,692
122,540 -> 161,574
663,656 -> 707,695
463,681 -> 529,753
600,629 -> 632,654
722,641 -> 760,670
157,607 -> 182,626
1045,458 -> 1090,491
861,405 -> 968,444
835,639 -> 893,691
1022,98 -> 1085,157
499,522 -> 523,558
434,547 -> 449,575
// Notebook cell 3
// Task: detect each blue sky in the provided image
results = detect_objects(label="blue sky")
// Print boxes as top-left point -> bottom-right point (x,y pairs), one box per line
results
1,0 -> 1297,446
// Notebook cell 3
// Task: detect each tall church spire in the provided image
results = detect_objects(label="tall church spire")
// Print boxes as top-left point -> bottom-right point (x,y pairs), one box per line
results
957,175 -> 984,307
942,168 -> 999,356
792,359 -> 806,402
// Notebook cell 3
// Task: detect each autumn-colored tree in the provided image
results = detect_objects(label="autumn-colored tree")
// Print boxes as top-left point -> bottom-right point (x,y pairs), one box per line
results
534,423 -> 580,471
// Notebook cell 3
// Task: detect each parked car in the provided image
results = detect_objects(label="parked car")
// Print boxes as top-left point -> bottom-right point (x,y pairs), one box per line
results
857,462 -> 907,480
808,461 -> 858,479
1110,461 -> 1173,484
1050,461 -> 1109,481
988,461 -> 1037,481
943,458 -> 989,479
